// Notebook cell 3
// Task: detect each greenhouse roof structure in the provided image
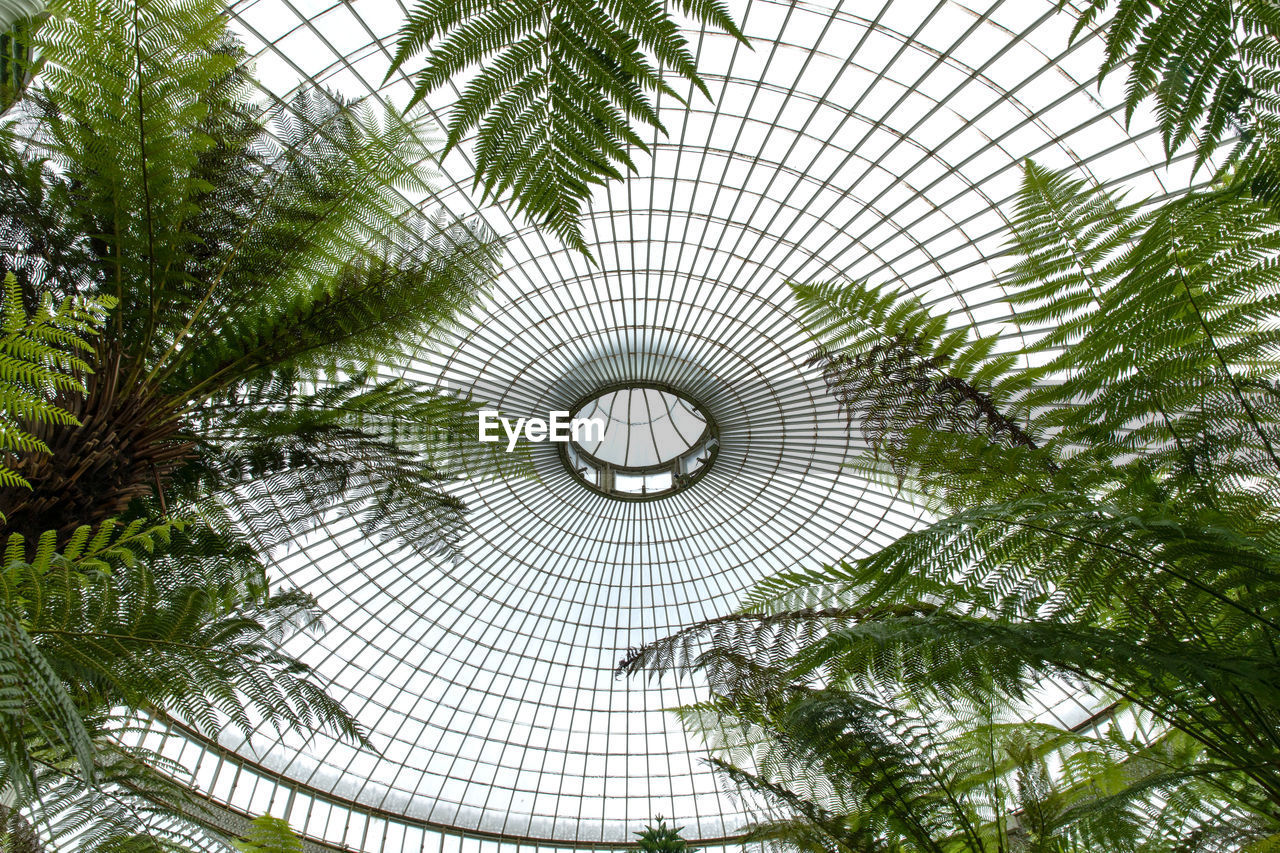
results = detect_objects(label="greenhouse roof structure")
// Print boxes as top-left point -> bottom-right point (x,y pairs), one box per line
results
113,0 -> 1198,849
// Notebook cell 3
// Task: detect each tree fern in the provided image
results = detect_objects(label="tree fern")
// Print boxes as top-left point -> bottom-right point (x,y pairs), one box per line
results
1005,160 -> 1280,506
0,4 -> 495,845
795,159 -> 1280,512
671,671 -> 1214,852
3,727 -> 232,852
388,0 -> 747,255
0,0 -> 505,553
13,526 -> 367,747
622,157 -> 1280,844
0,518 -> 175,799
791,278 -> 1049,511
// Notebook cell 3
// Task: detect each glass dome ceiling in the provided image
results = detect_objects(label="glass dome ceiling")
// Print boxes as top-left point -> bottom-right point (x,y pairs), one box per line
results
134,0 -> 1196,849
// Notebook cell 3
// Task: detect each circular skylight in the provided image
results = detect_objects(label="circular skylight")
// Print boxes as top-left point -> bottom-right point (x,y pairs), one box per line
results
130,1 -> 1191,851
562,385 -> 719,499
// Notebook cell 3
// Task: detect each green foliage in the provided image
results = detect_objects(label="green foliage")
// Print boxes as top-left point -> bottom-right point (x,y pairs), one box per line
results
11,524 -> 365,747
1067,0 -> 1280,172
0,0 -> 505,551
187,375 -> 474,554
790,157 -> 1280,516
620,159 -> 1280,849
635,819 -> 694,853
675,684 -> 1218,853
233,816 -> 303,853
790,278 -> 1044,511
3,726 -> 229,853
0,518 -> 364,849
0,518 -> 170,790
388,0 -> 747,255
0,271 -> 110,500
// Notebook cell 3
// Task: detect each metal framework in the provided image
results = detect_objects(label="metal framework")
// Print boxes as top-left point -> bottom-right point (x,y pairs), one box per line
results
130,0 -> 1195,849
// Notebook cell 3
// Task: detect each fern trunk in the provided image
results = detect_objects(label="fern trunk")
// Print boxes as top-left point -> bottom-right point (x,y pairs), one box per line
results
0,343 -> 189,546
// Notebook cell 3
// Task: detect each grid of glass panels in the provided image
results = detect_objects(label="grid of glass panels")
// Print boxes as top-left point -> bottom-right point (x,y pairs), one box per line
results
146,0 -> 1200,847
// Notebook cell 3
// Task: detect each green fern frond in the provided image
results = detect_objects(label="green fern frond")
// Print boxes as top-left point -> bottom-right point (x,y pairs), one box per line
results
0,270 -> 112,518
1066,0 -> 1280,174
175,213 -> 502,393
233,815 -> 303,853
388,0 -> 747,255
178,374 -> 516,557
791,277 -> 1049,510
0,515 -> 365,814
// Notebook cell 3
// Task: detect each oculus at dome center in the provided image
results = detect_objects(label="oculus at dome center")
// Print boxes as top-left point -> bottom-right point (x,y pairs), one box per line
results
559,384 -> 719,500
